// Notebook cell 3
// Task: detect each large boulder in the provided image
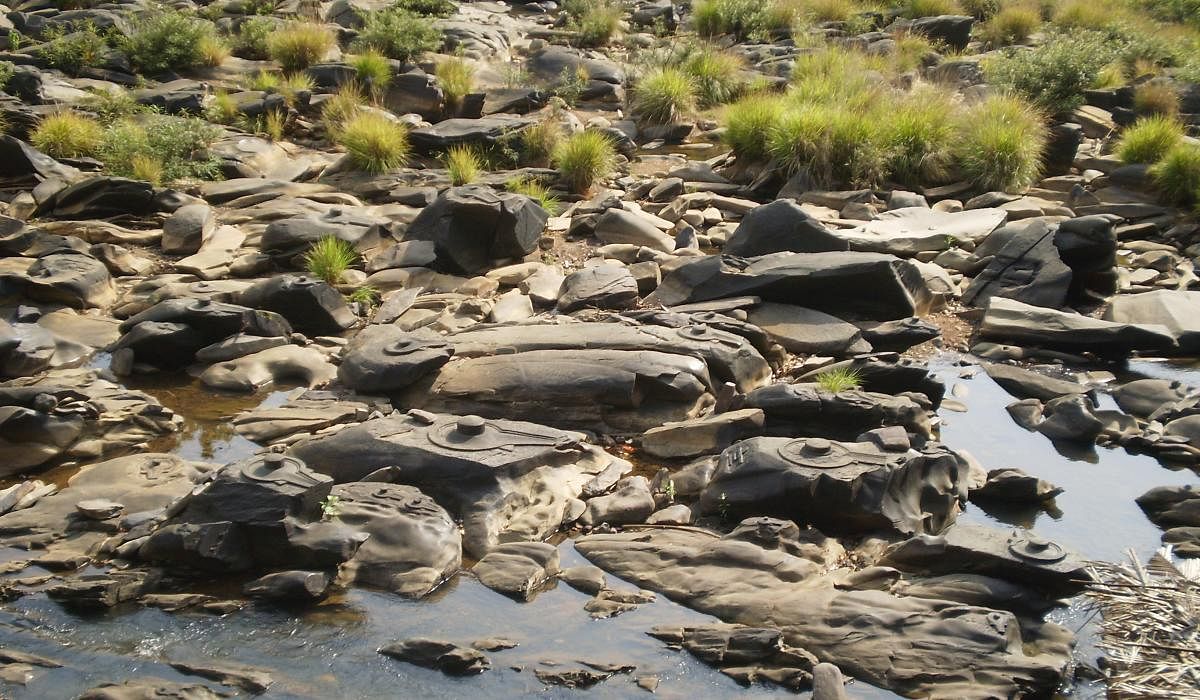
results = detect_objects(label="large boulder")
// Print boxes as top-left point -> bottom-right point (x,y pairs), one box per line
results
723,200 -> 849,257
408,116 -> 532,154
336,325 -> 453,393
647,252 -> 934,320
746,303 -> 871,356
556,265 -> 639,312
979,297 -> 1177,357
404,185 -> 548,275
743,383 -> 932,440
239,275 -> 357,335
836,207 -> 1006,256
33,177 -> 159,219
1105,290 -> 1200,354
5,250 -> 115,309
260,209 -> 388,262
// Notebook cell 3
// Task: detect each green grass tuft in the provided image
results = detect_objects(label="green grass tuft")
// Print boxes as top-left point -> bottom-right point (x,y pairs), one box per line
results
121,8 -> 218,74
31,111 -> 103,159
443,145 -> 483,185
1149,144 -> 1200,207
632,67 -> 697,124
304,236 -> 358,285
349,50 -> 392,100
336,112 -> 410,173
1116,115 -> 1184,164
883,88 -> 956,186
904,0 -> 959,18
681,46 -> 746,106
267,22 -> 334,72
815,366 -> 863,392
722,93 -> 786,162
353,7 -> 441,62
979,5 -> 1041,45
953,93 -> 1047,192
435,56 -> 476,111
552,130 -> 617,194
507,177 -> 561,213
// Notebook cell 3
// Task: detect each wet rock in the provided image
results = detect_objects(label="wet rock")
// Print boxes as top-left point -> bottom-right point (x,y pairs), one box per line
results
337,325 -> 453,392
47,570 -> 159,609
240,275 -> 357,335
289,411 -> 625,556
581,476 -> 655,526
331,482 -> 461,597
811,663 -> 850,700
699,437 -> 966,535
1105,290 -> 1200,353
560,565 -> 607,595
980,297 -> 1176,358
743,383 -> 931,441
233,393 -> 374,444
78,679 -> 225,700
1113,378 -> 1191,419
378,639 -> 490,676
404,185 -> 548,275
243,570 -> 332,603
746,303 -> 871,356
982,362 -> 1086,402
576,527 -> 1073,698
472,541 -> 560,600
648,252 -> 934,320
161,203 -> 216,256
199,345 -> 336,392
724,200 -> 848,257
557,265 -> 639,312
1036,395 -> 1104,443
649,623 -> 816,690
167,660 -> 273,693
971,468 -> 1063,504
881,522 -> 1089,594
1137,485 -> 1200,528
641,408 -> 764,459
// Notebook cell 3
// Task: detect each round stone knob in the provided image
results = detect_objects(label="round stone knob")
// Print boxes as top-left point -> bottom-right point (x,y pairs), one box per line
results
457,415 -> 486,436
383,339 -> 415,356
261,453 -> 287,469
804,438 -> 832,455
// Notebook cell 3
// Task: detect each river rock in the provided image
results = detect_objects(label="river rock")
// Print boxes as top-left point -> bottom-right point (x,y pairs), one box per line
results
1105,290 -> 1200,353
647,623 -> 817,691
289,411 -> 627,556
746,303 -> 871,356
336,325 -> 453,392
260,209 -> 386,262
723,200 -> 848,257
641,408 -> 765,459
198,344 -> 337,392
698,437 -> 966,534
580,475 -> 655,526
378,639 -> 490,676
243,570 -> 333,603
593,207 -> 675,253
331,482 -> 461,597
472,541 -> 560,600
980,297 -> 1177,357
1113,378 -> 1192,419
239,274 -> 356,335
403,185 -> 548,275
982,362 -> 1086,402
161,203 -> 216,256
743,383 -> 932,441
557,265 -> 639,312
6,249 -> 115,309
971,468 -> 1063,503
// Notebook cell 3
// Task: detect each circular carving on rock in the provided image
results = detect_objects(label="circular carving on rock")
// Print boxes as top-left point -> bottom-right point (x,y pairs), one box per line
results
777,439 -> 858,469
1006,532 -> 1066,563
240,454 -> 320,487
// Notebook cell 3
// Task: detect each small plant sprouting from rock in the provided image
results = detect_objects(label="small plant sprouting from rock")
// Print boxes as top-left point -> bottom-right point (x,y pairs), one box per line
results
348,285 -> 381,308
815,367 -> 863,393
664,478 -> 676,503
304,236 -> 357,286
320,494 -> 342,520
507,177 -> 560,214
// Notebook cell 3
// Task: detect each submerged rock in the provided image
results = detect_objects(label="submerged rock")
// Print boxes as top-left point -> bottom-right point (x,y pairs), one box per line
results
378,639 -> 490,676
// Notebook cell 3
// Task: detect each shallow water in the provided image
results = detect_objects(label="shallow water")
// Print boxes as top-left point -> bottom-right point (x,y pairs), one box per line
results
2,353 -> 1197,697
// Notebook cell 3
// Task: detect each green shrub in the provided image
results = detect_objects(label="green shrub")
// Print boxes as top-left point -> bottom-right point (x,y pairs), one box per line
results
205,90 -> 240,124
35,22 -> 108,74
904,0 -> 959,18
507,176 -> 560,213
521,113 -> 564,165
130,154 -> 164,186
0,61 -> 13,92
959,0 -> 1001,20
435,56 -> 475,111
552,130 -> 617,193
83,88 -> 150,121
632,67 -> 697,124
722,93 -> 785,162
394,0 -> 456,16
884,88 -> 956,185
267,22 -> 334,72
31,111 -> 103,159
443,145 -> 482,185
815,366 -> 862,392
984,32 -> 1118,114
563,0 -> 622,47
1133,81 -> 1179,116
100,115 -> 222,183
121,9 -> 218,74
953,94 -> 1047,191
694,0 -> 780,39
682,46 -> 745,106
304,236 -> 357,285
1149,144 -> 1200,207
1093,61 -> 1126,88
233,16 -> 275,60
1116,115 -> 1184,163
349,50 -> 392,99
767,102 -> 887,188
553,65 -> 590,106
353,7 -> 441,62
1051,0 -> 1111,29
979,5 -> 1041,45
336,112 -> 410,172
347,285 -> 381,306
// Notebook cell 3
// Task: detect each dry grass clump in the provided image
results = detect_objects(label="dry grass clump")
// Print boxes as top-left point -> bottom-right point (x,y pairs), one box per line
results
979,4 -> 1041,45
435,56 -> 476,112
1150,144 -> 1200,207
1133,81 -> 1179,117
1085,551 -> 1200,698
632,67 -> 697,124
336,112 -> 410,173
31,111 -> 103,159
267,22 -> 334,72
443,145 -> 483,185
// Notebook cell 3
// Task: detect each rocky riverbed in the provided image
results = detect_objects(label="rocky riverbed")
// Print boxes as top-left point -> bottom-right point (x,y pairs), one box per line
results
3,0 -> 1200,697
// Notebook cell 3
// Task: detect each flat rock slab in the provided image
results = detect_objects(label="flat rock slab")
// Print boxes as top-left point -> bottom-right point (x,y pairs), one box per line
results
746,303 -> 871,356
472,541 -> 560,601
980,297 -> 1177,357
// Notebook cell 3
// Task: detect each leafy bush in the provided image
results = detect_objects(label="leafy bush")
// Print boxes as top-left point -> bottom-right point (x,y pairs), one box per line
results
632,67 -> 697,124
0,61 -> 13,92
353,7 -> 441,62
394,0 -> 456,16
693,0 -> 793,40
267,22 -> 334,72
31,111 -> 103,158
1115,115 -> 1184,163
904,0 -> 960,18
507,176 -> 560,213
83,88 -> 150,121
349,50 -> 392,99
883,88 -> 956,185
35,22 -> 108,74
336,112 -> 410,172
722,93 -> 786,162
979,5 -> 1041,45
681,45 -> 745,106
121,8 -> 218,74
100,115 -> 222,183
815,367 -> 862,392
233,16 -> 275,60
953,94 -> 1047,191
1149,144 -> 1200,207
443,145 -> 482,185
984,32 -> 1118,114
552,130 -> 617,193
435,56 -> 475,111
1133,81 -> 1179,116
304,236 -> 357,285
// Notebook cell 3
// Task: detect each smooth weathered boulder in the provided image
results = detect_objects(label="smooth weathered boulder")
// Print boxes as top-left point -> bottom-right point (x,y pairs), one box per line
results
556,265 -> 639,312
289,411 -> 627,556
971,468 -> 1063,504
260,209 -> 387,262
1105,290 -> 1200,353
746,303 -> 871,356
593,208 -> 675,253
198,345 -> 337,392
331,482 -> 461,597
980,297 -> 1177,357
982,362 -> 1087,402
161,203 -> 216,256
378,639 -> 490,676
724,200 -> 848,257
647,624 -> 817,691
472,541 -> 560,600
698,437 -> 966,535
404,185 -> 548,275
743,383 -> 931,440
837,207 -> 1006,255
239,275 -> 357,335
6,250 -> 115,309
648,252 -> 934,320
337,325 -> 453,393
408,116 -> 532,154
580,475 -> 655,526
244,570 -> 333,603
1113,378 -> 1192,419
642,408 -> 765,459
